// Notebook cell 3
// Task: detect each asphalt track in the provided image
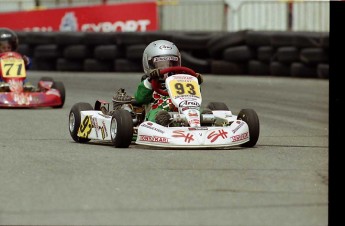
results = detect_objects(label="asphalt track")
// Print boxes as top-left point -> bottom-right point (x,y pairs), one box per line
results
0,71 -> 328,225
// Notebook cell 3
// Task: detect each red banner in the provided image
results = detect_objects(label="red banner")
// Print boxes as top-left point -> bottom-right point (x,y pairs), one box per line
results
0,1 -> 158,32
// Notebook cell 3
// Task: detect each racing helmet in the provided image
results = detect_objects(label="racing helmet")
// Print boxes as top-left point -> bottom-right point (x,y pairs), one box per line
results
142,40 -> 181,75
0,28 -> 18,52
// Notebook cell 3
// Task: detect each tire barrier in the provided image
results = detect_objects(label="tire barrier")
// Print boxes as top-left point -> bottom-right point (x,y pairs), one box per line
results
16,30 -> 328,79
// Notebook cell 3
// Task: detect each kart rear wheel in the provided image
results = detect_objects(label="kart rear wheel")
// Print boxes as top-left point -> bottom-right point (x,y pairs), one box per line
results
69,102 -> 93,143
52,81 -> 66,108
110,109 -> 133,148
205,102 -> 229,110
237,109 -> 260,147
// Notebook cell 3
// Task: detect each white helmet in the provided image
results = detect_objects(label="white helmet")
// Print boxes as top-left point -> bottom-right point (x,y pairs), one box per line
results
142,40 -> 181,74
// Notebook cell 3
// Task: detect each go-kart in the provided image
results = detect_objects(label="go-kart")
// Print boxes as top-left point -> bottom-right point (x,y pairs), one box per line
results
68,66 -> 259,149
0,52 -> 65,108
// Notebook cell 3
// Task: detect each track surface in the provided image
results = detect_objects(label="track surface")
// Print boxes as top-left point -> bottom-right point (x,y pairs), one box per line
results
0,72 -> 328,225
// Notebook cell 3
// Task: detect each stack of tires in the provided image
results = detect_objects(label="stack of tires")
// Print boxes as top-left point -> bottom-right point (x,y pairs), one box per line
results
16,30 -> 329,79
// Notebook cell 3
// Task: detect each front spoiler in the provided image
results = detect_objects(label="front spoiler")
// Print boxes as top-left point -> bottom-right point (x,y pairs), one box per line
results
135,121 -> 250,149
0,90 -> 62,108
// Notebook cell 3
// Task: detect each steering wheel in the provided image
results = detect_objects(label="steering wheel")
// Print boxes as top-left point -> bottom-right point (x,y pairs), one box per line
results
151,66 -> 197,96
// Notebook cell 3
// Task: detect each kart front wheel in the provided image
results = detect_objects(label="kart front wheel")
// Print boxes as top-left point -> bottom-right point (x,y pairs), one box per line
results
110,109 -> 133,148
69,102 -> 93,143
237,109 -> 260,147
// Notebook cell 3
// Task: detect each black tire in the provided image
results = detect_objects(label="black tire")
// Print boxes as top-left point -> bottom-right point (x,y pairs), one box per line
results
52,81 -> 66,108
56,58 -> 84,71
34,44 -> 61,59
63,45 -> 92,59
69,102 -> 93,143
317,63 -> 329,79
248,60 -> 270,75
290,62 -> 317,78
257,46 -> 276,62
206,102 -> 229,111
110,110 -> 133,148
270,61 -> 290,77
237,109 -> 260,147
210,60 -> 246,75
126,44 -> 146,60
223,45 -> 255,62
83,58 -> 113,72
276,47 -> 300,64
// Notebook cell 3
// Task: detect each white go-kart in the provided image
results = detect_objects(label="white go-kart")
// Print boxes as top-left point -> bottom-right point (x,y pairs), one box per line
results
69,66 -> 259,149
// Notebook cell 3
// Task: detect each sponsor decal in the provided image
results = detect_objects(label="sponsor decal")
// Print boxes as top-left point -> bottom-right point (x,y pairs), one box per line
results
188,119 -> 200,125
179,100 -> 200,108
78,116 -> 92,138
139,135 -> 168,143
232,121 -> 245,133
153,56 -> 178,62
91,117 -> 99,138
0,3 -> 157,32
231,132 -> 248,142
13,93 -> 32,105
60,12 -> 78,31
101,121 -> 108,140
207,129 -> 228,143
158,45 -> 173,50
188,112 -> 198,117
142,123 -> 164,134
81,19 -> 150,32
172,130 -> 194,143
188,127 -> 208,131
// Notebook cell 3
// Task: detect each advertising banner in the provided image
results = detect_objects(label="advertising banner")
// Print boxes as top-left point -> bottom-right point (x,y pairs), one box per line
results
0,1 -> 158,32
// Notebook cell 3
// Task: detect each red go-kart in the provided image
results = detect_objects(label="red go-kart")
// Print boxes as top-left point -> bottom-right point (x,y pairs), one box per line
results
0,52 -> 65,108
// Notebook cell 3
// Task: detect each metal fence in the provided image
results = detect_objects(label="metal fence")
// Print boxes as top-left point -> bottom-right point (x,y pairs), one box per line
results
0,0 -> 330,32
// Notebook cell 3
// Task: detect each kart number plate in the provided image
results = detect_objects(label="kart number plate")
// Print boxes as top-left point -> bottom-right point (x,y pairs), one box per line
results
168,79 -> 201,99
0,58 -> 26,78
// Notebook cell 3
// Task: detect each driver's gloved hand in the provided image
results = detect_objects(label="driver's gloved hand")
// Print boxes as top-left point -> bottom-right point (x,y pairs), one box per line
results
22,55 -> 30,66
196,73 -> 203,85
148,69 -> 160,81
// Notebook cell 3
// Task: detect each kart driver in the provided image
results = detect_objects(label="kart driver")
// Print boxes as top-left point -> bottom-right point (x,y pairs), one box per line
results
133,40 -> 203,126
0,27 -> 31,82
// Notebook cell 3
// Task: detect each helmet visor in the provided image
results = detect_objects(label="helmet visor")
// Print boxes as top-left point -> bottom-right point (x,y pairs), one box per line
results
149,55 -> 180,70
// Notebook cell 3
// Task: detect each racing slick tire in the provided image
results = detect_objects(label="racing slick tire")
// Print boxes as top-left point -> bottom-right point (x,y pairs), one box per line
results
52,81 -> 66,108
110,109 -> 134,148
69,102 -> 93,143
237,109 -> 260,147
206,102 -> 229,111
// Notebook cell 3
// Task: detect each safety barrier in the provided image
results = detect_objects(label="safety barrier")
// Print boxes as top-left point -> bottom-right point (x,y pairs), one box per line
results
16,30 -> 329,79
0,0 -> 329,32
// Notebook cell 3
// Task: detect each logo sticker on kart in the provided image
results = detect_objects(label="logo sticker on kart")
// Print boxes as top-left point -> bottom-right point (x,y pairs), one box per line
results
142,123 -> 164,134
101,121 -> 108,140
78,115 -> 92,138
179,100 -> 200,108
232,121 -> 245,133
139,135 -> 168,143
207,129 -> 228,143
172,130 -> 194,143
231,132 -> 248,142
